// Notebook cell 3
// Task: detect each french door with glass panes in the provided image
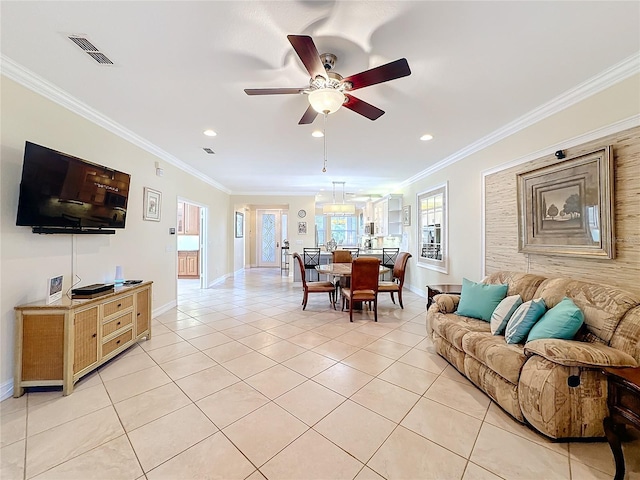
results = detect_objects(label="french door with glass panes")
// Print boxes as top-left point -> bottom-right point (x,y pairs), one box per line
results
257,209 -> 284,267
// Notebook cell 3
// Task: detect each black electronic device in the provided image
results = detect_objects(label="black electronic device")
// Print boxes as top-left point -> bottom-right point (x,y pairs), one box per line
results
16,142 -> 131,234
123,280 -> 143,285
71,283 -> 114,295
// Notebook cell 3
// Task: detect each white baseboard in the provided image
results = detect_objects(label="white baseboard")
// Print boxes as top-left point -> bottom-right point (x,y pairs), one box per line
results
208,273 -> 231,288
0,379 -> 14,401
407,284 -> 426,298
153,300 -> 177,318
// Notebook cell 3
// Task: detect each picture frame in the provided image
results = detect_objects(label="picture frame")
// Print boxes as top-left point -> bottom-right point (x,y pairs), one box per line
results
235,212 -> 244,238
143,187 -> 161,221
517,146 -> 614,258
298,221 -> 307,235
402,205 -> 411,226
47,274 -> 63,304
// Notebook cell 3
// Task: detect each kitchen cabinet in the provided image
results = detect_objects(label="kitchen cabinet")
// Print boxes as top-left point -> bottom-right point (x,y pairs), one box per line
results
178,250 -> 199,278
177,202 -> 200,235
373,195 -> 402,236
14,282 -> 152,396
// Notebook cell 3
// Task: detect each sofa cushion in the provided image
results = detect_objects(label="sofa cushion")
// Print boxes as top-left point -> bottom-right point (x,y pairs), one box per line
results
525,338 -> 638,368
431,312 -> 491,350
609,305 -> 640,363
483,271 -> 547,302
505,298 -> 547,344
490,295 -> 523,335
432,294 -> 460,314
456,278 -> 508,321
527,297 -> 584,342
462,332 -> 526,384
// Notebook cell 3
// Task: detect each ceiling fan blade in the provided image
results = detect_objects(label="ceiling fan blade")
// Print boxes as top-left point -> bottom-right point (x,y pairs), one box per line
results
343,58 -> 411,91
244,88 -> 306,95
287,35 -> 328,80
343,94 -> 385,121
298,104 -> 319,125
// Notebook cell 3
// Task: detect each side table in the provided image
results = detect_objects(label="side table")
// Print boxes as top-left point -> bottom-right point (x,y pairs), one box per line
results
426,284 -> 462,309
602,367 -> 640,480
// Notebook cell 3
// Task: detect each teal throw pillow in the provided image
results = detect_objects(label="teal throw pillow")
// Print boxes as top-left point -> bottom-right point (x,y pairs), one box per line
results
456,278 -> 508,322
505,298 -> 547,344
527,297 -> 584,342
490,295 -> 523,335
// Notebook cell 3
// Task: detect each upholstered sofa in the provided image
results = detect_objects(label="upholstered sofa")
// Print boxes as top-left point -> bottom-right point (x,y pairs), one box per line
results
426,271 -> 640,439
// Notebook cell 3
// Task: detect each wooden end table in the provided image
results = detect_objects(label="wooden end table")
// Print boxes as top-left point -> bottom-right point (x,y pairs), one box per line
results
602,367 -> 640,480
426,284 -> 462,309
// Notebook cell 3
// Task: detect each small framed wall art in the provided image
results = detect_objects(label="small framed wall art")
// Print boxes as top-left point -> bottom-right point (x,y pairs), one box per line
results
235,212 -> 244,238
143,187 -> 162,221
47,274 -> 63,304
402,205 -> 411,226
298,221 -> 307,235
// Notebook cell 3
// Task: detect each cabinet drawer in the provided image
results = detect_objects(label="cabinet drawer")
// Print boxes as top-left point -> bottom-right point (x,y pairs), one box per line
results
102,311 -> 133,337
104,295 -> 133,318
102,328 -> 133,357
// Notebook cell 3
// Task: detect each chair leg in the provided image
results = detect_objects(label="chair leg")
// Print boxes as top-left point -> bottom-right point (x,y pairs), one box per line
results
374,298 -> 378,322
349,296 -> 354,322
329,291 -> 336,310
302,291 -> 308,310
398,290 -> 404,309
390,292 -> 396,305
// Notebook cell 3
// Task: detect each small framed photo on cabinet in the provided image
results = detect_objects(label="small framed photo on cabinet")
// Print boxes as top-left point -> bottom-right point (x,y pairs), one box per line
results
47,275 -> 63,304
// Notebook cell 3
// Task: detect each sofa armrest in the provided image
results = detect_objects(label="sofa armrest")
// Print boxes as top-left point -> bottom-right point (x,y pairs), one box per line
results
430,294 -> 460,314
524,338 -> 638,368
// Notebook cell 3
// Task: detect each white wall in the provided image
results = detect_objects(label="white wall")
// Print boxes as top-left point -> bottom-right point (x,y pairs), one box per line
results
0,78 -> 232,395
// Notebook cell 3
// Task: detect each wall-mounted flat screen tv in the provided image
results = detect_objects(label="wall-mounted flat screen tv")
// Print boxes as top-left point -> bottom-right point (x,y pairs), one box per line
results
16,142 -> 131,231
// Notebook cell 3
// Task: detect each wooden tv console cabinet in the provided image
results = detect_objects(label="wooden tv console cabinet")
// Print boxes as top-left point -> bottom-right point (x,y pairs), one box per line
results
13,281 -> 152,397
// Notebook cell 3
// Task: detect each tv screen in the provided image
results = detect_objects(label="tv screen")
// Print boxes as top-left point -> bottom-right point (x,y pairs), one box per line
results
16,142 -> 131,230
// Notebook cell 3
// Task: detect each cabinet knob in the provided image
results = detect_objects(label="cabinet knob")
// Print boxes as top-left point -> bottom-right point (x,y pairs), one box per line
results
92,333 -> 97,338
116,340 -> 121,345
117,303 -> 122,308
137,313 -> 141,316
117,321 -> 121,326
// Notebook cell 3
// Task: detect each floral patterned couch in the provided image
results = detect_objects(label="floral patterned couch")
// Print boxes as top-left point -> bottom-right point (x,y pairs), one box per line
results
426,271 -> 640,439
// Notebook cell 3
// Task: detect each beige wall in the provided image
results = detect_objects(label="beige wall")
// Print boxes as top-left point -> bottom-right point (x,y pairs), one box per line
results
398,74 -> 640,297
0,78 -> 231,393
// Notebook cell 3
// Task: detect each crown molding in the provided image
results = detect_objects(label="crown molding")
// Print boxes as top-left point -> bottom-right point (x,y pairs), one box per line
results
0,54 -> 231,194
400,52 -> 640,189
230,191 -> 318,197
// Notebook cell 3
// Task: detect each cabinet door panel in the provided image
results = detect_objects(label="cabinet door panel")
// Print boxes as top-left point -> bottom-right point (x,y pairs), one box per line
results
74,307 -> 98,374
136,289 -> 150,336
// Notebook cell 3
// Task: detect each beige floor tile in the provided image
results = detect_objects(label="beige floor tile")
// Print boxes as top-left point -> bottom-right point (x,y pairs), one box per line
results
222,351 -> 277,379
245,470 -> 266,480
401,397 -> 482,457
341,349 -> 395,376
205,317 -> 244,329
351,378 -> 420,423
462,462 -> 504,480
222,402 -> 308,467
569,440 -> 617,475
312,339 -> 360,361
335,330 -> 378,348
261,428 -> 363,480
368,425 -> 467,480
103,365 -> 172,404
127,404 -> 217,472
114,383 -> 191,432
188,331 -> 234,350
223,324 -> 263,340
175,364 -> 240,401
287,331 -> 332,349
424,376 -> 491,419
258,340 -> 307,362
275,380 -> 345,426
27,383 -> 111,437
99,350 -> 157,382
378,361 -> 438,395
248,317 -> 286,330
267,323 -> 307,339
32,435 -> 142,480
145,341 -> 199,364
175,324 -> 216,340
315,400 -> 395,463
353,323 -> 395,338
397,347 -> 449,374
311,323 -> 354,339
363,338 -> 412,359
196,382 -> 269,429
282,350 -> 337,377
0,439 -> 25,480
0,395 -> 26,417
146,431 -> 254,480
238,331 -> 283,349
245,365 -> 306,399
25,406 -> 124,478
470,423 -> 570,479
397,321 -> 428,336
569,460 -> 611,480
0,407 -> 26,448
203,341 -> 253,363
160,317 -> 205,331
313,363 -> 374,397
149,324 -> 172,336
354,466 -> 385,480
157,351 -> 217,380
381,329 -> 424,347
139,332 -> 184,351
441,363 -> 475,386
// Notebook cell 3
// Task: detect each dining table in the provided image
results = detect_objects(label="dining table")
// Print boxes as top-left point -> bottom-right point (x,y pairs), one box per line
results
316,263 -> 390,310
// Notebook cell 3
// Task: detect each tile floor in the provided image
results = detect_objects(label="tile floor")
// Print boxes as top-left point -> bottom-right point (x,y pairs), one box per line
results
1,269 -> 639,479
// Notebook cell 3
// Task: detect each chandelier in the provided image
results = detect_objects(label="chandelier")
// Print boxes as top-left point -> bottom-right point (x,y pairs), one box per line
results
323,181 -> 356,215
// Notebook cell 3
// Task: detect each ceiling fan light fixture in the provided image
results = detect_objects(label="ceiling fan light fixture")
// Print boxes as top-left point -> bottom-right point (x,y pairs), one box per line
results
203,129 -> 217,137
308,88 -> 345,114
312,130 -> 324,138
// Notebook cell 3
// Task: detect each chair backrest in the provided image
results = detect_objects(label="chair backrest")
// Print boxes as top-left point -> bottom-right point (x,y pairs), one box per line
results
292,252 -> 307,287
302,248 -> 321,267
332,250 -> 352,263
392,252 -> 412,285
351,257 -> 380,292
382,248 -> 399,269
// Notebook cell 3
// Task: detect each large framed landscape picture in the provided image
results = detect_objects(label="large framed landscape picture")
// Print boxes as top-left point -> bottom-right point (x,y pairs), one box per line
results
517,146 -> 614,258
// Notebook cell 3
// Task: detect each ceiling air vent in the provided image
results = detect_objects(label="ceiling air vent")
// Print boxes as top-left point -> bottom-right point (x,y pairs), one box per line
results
68,35 -> 114,65
203,148 -> 215,154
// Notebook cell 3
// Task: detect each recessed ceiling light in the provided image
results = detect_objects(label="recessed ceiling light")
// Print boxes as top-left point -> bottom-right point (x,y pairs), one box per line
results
203,129 -> 217,137
420,134 -> 434,141
312,131 -> 324,138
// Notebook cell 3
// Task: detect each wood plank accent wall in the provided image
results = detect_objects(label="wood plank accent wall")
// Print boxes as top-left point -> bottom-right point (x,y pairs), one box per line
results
485,126 -> 640,294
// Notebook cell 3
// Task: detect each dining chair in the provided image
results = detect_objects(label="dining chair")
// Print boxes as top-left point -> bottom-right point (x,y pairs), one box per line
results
332,250 -> 353,263
303,247 -> 321,281
341,257 -> 380,322
382,247 -> 399,280
293,252 -> 336,310
378,252 -> 412,308
343,247 -> 360,259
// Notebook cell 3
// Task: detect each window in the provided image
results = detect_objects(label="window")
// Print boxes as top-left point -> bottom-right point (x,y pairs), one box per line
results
315,214 -> 359,246
417,183 -> 448,273
315,215 -> 326,246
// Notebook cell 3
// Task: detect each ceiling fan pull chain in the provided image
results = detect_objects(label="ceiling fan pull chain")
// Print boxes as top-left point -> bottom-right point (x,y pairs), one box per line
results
322,112 -> 328,172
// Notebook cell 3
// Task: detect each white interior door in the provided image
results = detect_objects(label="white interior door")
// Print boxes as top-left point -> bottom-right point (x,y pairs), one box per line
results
257,209 -> 281,267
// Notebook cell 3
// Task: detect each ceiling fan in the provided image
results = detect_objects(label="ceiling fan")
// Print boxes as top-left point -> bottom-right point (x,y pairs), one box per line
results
244,35 -> 411,124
